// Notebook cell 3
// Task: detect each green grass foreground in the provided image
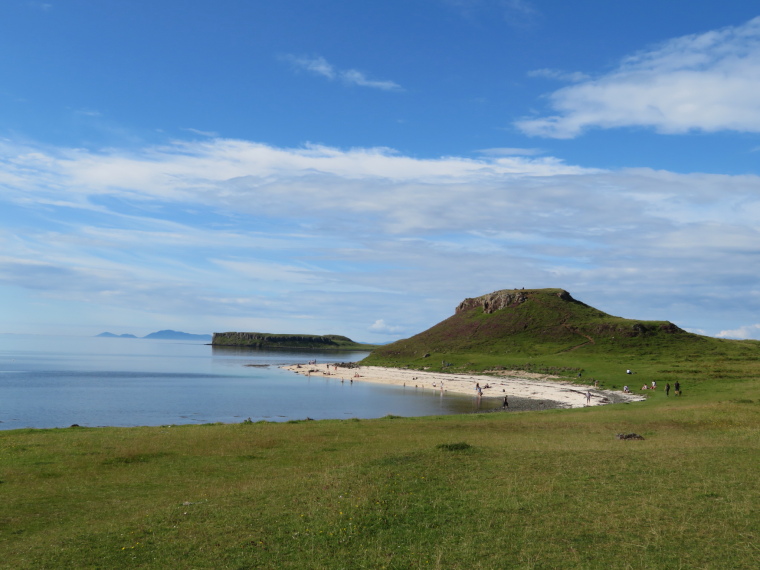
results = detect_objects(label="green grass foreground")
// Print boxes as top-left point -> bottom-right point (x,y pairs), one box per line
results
2,377 -> 759,569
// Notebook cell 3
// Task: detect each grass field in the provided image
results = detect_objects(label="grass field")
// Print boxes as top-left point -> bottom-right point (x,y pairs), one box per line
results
2,363 -> 758,569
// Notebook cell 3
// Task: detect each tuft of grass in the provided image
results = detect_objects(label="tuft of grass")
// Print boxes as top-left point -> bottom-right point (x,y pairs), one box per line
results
436,442 -> 473,451
101,452 -> 172,466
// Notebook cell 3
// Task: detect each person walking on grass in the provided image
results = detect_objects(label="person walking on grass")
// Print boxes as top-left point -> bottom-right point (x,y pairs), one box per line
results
674,381 -> 681,396
666,383 -> 671,396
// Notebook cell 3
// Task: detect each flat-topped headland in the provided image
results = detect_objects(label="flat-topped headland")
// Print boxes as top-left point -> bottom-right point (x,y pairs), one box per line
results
212,332 -> 378,350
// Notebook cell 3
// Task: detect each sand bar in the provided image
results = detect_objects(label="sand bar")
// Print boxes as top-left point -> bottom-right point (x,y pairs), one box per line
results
283,364 -> 645,409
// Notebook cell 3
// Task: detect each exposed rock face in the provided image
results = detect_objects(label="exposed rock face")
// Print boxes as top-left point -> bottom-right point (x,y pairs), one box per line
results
455,288 -> 574,314
658,322 -> 684,334
456,290 -> 527,314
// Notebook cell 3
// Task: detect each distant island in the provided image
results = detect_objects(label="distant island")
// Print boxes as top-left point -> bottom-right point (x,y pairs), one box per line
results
96,330 -> 212,341
96,332 -> 139,339
212,332 -> 378,350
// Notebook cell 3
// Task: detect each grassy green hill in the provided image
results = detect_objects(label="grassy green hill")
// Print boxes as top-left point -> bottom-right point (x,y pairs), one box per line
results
362,288 -> 760,390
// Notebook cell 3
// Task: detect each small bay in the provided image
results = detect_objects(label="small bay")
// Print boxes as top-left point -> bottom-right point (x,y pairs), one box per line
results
0,335 -> 501,430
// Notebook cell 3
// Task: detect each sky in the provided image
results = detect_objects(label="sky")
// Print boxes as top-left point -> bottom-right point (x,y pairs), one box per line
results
2,0 -> 760,342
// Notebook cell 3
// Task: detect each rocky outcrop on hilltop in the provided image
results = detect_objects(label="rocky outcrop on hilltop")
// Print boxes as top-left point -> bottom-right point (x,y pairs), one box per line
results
456,288 -> 575,314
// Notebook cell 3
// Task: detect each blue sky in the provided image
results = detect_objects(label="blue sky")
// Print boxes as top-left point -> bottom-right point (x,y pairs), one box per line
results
2,0 -> 760,341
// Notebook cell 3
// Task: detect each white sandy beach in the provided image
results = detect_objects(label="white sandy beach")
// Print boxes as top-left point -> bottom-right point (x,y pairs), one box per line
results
283,364 -> 645,409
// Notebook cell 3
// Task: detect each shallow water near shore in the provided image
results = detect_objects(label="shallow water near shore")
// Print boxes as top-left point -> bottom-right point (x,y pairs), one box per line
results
0,335 -> 505,430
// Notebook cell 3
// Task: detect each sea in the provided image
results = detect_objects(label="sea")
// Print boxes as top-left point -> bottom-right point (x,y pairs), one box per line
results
0,335 -> 501,430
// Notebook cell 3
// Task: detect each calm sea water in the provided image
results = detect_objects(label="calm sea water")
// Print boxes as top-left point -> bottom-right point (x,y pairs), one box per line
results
0,335 -> 500,430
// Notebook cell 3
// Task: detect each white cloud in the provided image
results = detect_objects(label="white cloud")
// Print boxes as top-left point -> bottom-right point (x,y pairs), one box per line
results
527,68 -> 590,83
28,2 -> 53,11
182,127 -> 219,138
2,137 -> 760,339
340,69 -> 402,91
517,17 -> 760,138
369,319 -> 405,335
444,0 -> 538,26
283,55 -> 403,91
286,55 -> 336,80
717,324 -> 760,340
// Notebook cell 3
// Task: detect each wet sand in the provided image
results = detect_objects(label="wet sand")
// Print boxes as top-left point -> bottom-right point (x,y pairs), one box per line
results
283,364 -> 645,410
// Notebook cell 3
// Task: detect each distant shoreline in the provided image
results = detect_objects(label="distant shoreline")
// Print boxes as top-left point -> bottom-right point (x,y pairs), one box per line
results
283,364 -> 645,409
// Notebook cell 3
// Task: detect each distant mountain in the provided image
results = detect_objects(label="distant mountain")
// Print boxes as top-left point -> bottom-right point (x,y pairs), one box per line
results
95,330 -> 212,341
96,332 -> 139,338
143,330 -> 212,341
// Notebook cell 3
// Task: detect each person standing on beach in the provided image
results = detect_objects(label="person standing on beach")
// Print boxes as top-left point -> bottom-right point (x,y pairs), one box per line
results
585,390 -> 592,405
503,395 -> 509,408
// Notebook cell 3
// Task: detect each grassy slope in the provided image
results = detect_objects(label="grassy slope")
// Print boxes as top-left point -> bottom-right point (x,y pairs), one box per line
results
2,289 -> 759,568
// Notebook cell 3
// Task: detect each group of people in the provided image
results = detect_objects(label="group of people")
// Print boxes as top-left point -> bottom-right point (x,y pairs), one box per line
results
474,382 -> 495,396
623,378 -> 682,396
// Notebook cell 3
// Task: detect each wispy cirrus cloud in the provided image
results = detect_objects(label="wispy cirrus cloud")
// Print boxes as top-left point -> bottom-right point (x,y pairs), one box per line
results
182,127 -> 219,138
27,1 -> 53,11
527,68 -> 591,83
443,0 -> 538,26
283,55 -> 403,91
517,16 -> 760,138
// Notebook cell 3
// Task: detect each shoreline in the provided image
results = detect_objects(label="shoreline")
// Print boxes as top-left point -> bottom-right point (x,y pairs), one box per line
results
282,364 -> 646,409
